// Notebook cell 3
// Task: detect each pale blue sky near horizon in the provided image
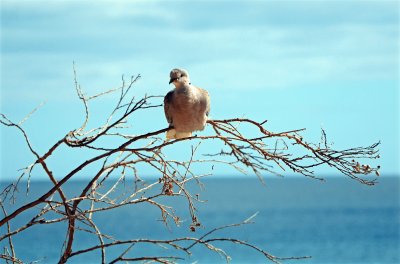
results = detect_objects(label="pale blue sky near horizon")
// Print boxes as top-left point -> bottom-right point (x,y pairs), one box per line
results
1,0 -> 399,181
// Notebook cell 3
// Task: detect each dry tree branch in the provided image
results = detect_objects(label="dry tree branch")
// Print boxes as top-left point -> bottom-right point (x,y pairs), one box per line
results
0,68 -> 380,263
0,201 -> 16,264
0,254 -> 23,264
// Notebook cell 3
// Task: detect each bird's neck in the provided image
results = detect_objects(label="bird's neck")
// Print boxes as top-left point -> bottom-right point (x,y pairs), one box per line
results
174,78 -> 191,89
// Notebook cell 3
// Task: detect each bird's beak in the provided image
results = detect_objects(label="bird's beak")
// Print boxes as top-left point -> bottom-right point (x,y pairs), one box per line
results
169,78 -> 177,84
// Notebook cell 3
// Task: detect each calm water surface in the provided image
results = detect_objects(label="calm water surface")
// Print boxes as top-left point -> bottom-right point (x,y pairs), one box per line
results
0,177 -> 399,264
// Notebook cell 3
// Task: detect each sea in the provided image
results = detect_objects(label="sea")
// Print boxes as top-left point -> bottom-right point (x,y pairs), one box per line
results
0,176 -> 399,264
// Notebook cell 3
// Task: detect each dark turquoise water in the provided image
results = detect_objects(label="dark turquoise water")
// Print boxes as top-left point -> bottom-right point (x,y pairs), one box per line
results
1,177 -> 399,264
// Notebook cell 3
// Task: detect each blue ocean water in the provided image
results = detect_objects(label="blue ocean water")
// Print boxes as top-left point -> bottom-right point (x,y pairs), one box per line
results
1,177 -> 399,264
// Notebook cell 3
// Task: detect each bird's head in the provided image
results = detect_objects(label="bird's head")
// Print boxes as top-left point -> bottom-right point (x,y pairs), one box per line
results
169,68 -> 190,87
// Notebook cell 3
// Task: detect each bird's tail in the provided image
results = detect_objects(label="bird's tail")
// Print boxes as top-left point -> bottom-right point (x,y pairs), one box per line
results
166,129 -> 192,140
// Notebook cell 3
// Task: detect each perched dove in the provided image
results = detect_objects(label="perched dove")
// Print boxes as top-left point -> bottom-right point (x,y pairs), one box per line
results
164,68 -> 210,139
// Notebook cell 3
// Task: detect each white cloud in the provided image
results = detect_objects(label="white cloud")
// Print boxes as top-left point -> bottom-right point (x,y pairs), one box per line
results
1,0 -> 398,97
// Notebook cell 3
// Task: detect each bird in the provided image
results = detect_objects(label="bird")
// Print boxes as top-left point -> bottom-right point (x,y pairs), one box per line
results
164,68 -> 210,139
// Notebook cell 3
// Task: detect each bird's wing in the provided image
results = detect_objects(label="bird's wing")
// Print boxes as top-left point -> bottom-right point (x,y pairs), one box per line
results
205,90 -> 210,116
164,90 -> 174,125
198,87 -> 210,116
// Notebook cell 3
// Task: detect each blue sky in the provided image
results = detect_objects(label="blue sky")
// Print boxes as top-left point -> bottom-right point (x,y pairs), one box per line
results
1,0 -> 399,180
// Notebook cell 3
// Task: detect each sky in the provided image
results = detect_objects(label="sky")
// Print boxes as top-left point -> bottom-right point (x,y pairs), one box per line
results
1,0 -> 399,181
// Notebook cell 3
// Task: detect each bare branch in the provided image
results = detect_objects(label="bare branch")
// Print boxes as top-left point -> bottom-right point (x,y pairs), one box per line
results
0,67 -> 380,263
